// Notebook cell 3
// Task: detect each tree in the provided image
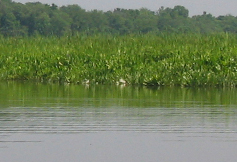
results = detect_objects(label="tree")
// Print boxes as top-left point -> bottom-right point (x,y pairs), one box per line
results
105,10 -> 128,34
217,15 -> 237,33
87,10 -> 109,34
34,12 -> 51,35
0,0 -> 26,36
2,2 -> 237,36
60,5 -> 88,34
192,13 -> 222,33
133,8 -> 158,33
24,2 -> 50,35
49,11 -> 71,36
170,5 -> 189,18
157,6 -> 191,33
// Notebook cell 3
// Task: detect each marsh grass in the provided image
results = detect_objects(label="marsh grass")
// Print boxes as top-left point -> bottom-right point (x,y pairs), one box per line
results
1,33 -> 237,87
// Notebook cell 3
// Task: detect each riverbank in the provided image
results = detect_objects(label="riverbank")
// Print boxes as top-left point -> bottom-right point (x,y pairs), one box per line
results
1,33 -> 237,87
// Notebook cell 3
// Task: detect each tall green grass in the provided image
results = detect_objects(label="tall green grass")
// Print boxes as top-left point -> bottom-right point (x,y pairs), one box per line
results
1,33 -> 237,87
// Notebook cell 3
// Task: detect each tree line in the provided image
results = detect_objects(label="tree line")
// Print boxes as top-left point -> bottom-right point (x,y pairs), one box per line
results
1,0 -> 237,36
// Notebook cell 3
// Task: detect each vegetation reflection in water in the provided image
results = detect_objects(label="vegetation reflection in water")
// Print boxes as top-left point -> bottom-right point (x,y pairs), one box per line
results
0,81 -> 237,135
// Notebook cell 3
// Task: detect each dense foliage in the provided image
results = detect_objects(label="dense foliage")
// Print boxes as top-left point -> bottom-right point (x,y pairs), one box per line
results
1,33 -> 237,87
1,1 -> 237,87
1,0 -> 237,36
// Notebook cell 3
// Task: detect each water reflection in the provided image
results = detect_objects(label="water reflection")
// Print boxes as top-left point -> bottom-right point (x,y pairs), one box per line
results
1,82 -> 237,162
0,82 -> 237,139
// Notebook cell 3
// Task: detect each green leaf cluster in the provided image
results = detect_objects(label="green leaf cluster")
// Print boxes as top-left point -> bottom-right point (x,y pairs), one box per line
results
1,1 -> 237,36
1,33 -> 237,87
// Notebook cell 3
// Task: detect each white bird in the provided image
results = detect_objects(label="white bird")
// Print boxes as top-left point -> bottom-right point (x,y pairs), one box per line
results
118,78 -> 126,84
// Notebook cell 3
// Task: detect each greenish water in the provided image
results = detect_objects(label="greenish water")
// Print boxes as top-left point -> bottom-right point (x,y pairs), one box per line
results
0,82 -> 237,162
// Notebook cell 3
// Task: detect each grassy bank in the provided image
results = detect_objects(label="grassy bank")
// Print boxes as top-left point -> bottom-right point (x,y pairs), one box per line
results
1,33 -> 237,87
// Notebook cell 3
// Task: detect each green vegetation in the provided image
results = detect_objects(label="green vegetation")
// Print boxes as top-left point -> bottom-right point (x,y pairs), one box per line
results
1,1 -> 237,87
1,33 -> 237,87
1,0 -> 237,36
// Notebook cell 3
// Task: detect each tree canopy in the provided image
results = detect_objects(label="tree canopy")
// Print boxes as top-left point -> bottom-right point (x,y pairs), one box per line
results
0,1 -> 236,36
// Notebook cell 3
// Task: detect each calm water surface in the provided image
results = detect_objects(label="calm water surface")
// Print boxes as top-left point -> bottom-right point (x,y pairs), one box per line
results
0,82 -> 237,162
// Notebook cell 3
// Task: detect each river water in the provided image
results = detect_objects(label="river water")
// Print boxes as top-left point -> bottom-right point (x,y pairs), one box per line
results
0,82 -> 237,162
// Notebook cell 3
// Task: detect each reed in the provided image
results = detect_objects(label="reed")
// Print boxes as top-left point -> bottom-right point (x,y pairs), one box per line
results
1,33 -> 237,87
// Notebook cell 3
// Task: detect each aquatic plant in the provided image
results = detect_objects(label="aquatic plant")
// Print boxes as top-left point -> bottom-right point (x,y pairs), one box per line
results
1,33 -> 237,87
